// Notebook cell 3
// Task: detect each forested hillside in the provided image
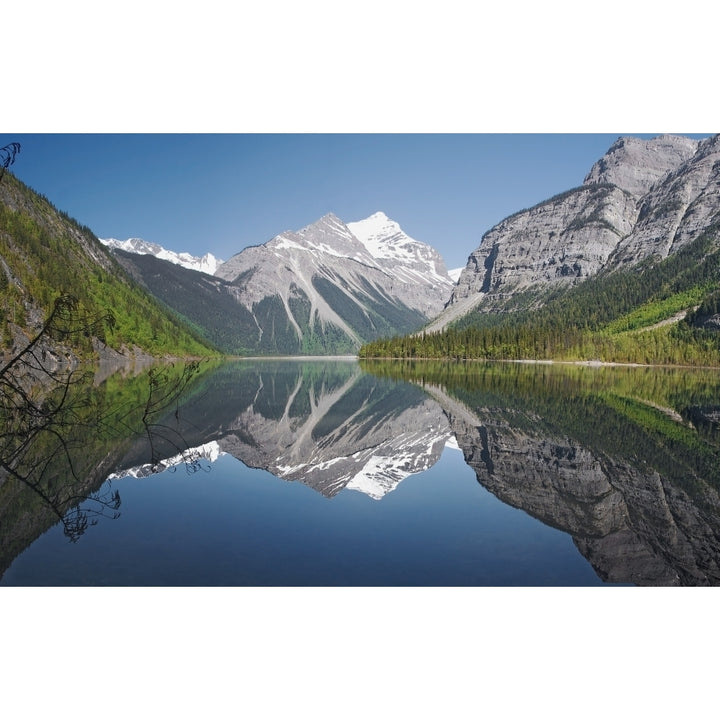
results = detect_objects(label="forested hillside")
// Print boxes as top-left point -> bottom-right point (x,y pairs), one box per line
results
0,172 -> 214,361
112,250 -> 262,355
360,224 -> 720,366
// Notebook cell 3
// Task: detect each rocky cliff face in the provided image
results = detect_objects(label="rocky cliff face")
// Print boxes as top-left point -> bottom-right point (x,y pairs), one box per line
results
583,134 -> 699,196
431,134 -> 719,329
449,183 -> 639,313
610,134 -> 720,265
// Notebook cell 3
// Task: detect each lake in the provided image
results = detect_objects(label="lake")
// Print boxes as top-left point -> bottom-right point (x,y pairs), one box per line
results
2,357 -> 720,586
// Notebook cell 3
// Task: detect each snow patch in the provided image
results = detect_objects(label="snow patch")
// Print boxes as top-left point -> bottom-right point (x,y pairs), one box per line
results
445,435 -> 461,450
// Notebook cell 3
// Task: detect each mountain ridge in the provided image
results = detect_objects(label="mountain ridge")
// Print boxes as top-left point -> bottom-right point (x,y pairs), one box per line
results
99,207 -> 468,358
108,210 -> 454,355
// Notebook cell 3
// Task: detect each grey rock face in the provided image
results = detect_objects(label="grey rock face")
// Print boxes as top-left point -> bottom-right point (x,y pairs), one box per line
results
610,134 -> 720,265
703,314 -> 720,330
437,134 -> 719,327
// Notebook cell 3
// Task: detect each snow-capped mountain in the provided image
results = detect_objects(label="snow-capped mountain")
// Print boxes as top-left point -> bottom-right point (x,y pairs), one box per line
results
213,211 -> 455,354
100,237 -> 223,275
102,211 -> 455,355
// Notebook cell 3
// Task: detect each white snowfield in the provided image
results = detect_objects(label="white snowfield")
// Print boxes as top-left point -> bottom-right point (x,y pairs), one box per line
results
347,211 -> 454,288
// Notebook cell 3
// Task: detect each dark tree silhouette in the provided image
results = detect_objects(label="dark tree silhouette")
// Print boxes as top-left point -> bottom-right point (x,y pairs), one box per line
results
0,142 -> 21,183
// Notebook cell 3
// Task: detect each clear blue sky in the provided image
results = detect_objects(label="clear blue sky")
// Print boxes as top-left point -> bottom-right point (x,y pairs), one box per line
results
5,133 -> 712,271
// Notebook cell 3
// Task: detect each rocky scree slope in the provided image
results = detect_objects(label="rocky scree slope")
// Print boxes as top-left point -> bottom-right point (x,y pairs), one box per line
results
429,134 -> 720,330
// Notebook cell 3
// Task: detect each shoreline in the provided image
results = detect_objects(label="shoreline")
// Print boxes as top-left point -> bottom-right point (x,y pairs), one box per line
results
357,356 -> 720,370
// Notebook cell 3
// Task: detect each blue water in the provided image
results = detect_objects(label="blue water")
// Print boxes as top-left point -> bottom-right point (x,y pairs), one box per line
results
1,444 -> 603,586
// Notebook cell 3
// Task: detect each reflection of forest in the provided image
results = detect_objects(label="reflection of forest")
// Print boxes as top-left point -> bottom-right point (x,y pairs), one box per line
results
363,360 -> 720,585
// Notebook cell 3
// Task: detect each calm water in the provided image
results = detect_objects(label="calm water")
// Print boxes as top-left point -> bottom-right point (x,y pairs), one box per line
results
2,358 -> 720,585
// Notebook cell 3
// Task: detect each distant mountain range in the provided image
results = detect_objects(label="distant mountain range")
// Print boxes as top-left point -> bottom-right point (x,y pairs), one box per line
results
100,237 -> 224,275
103,218 -> 465,286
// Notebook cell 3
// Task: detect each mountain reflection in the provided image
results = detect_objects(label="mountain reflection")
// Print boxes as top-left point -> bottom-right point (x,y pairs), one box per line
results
362,360 -> 720,586
111,360 -> 452,499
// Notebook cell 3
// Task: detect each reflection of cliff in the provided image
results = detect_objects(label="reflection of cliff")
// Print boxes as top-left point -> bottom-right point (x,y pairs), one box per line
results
424,380 -> 720,586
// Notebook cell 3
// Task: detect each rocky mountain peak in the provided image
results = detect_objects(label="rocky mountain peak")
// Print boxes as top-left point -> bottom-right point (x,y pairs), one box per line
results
583,134 -> 699,196
269,212 -> 371,264
210,211 -> 454,353
298,212 -> 352,236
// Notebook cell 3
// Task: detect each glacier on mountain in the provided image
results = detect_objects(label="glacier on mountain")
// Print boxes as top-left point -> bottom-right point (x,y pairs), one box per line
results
100,237 -> 223,275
